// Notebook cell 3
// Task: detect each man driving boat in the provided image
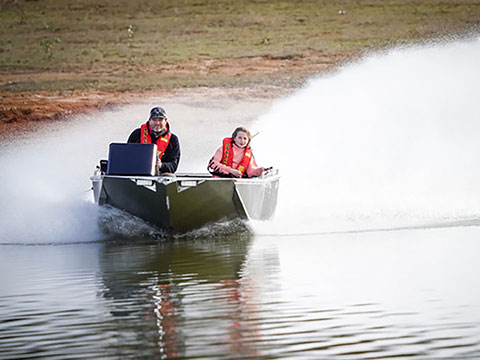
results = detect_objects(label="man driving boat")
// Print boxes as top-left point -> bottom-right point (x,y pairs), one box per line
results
128,106 -> 181,174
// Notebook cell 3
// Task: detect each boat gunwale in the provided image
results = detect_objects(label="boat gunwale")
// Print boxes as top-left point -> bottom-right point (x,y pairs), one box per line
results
91,171 -> 280,185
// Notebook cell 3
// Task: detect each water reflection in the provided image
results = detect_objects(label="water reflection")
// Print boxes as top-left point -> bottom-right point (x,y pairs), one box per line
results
98,233 -> 261,359
3,227 -> 480,359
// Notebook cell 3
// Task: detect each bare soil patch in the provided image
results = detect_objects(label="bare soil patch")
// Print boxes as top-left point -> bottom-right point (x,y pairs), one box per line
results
0,53 -> 353,139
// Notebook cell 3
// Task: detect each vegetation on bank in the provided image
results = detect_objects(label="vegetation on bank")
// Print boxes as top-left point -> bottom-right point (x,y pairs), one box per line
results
1,0 -> 479,91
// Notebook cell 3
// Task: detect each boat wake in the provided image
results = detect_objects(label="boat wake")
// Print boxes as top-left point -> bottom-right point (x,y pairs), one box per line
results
97,205 -> 168,240
98,205 -> 251,241
254,214 -> 480,238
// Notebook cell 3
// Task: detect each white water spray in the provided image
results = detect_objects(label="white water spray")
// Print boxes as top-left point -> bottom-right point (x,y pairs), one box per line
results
0,103 -> 159,244
2,38 -> 479,242
253,37 -> 480,234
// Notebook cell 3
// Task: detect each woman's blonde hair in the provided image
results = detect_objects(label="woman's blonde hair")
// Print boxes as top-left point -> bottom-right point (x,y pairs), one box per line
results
232,126 -> 251,146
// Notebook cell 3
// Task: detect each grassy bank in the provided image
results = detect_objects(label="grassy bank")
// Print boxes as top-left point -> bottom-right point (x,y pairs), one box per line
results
1,0 -> 480,92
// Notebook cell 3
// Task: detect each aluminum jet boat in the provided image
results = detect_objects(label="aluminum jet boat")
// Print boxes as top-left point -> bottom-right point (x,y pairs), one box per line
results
91,143 -> 280,234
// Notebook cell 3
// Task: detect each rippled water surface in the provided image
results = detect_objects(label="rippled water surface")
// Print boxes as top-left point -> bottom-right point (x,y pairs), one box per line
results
2,227 -> 480,359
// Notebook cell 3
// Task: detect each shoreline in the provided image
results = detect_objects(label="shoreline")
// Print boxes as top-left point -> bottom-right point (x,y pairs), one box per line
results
0,52 -> 358,139
0,85 -> 298,140
0,90 -> 153,139
4,37 -> 477,140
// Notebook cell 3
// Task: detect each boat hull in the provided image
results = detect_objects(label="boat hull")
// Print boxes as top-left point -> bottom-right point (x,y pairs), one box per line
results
92,173 -> 279,233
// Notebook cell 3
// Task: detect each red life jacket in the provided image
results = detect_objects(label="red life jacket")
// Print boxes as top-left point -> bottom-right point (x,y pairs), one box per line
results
222,137 -> 252,177
140,122 -> 172,161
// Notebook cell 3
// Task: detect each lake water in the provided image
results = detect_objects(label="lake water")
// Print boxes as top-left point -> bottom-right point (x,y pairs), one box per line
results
2,37 -> 480,359
2,228 -> 480,359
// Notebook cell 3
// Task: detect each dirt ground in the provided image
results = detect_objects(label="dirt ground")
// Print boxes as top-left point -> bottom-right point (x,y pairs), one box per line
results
0,89 -> 150,139
0,53 -> 352,139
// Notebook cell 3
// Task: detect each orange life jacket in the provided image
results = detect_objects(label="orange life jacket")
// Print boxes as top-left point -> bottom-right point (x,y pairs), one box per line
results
222,137 -> 252,177
140,122 -> 172,161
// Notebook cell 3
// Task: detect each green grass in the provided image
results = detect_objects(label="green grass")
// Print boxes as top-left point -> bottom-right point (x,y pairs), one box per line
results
1,0 -> 479,91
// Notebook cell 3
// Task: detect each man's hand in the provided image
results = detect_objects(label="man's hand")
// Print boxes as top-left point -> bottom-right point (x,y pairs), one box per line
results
156,160 -> 162,174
